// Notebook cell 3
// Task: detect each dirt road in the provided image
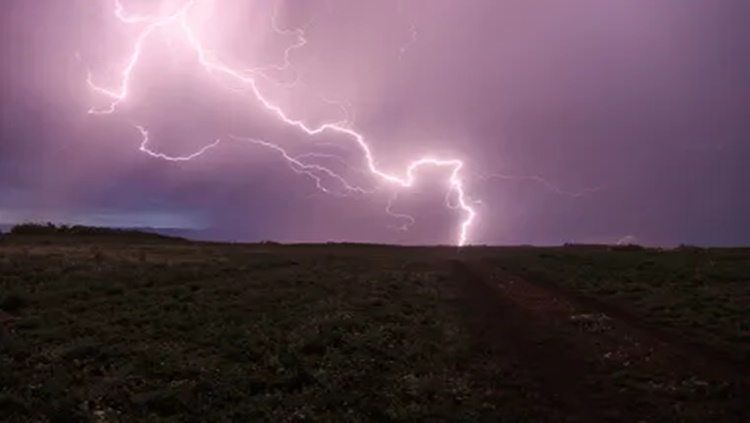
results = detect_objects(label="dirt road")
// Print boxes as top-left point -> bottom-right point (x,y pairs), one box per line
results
451,260 -> 748,422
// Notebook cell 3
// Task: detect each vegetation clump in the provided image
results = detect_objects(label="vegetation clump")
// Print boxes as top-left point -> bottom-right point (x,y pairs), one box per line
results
7,222 -> 185,241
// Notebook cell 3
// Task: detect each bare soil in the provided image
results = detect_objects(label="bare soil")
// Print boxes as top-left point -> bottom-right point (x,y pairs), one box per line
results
452,259 -> 748,422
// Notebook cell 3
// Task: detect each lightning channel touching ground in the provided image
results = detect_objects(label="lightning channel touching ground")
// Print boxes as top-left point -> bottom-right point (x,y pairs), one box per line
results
87,0 -> 476,245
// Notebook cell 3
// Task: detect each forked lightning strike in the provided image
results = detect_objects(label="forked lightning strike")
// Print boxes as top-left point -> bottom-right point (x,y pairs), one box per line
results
87,0 -> 477,245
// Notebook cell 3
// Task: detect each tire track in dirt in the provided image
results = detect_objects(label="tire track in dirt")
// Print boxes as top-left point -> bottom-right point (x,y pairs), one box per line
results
451,259 -> 748,422
492,258 -> 750,373
451,260 -> 638,422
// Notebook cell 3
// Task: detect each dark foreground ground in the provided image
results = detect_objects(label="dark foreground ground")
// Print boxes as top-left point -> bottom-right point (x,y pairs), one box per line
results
0,236 -> 748,421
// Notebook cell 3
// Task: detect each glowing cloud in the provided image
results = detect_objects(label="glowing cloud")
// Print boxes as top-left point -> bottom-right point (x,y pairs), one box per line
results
87,0 -> 477,245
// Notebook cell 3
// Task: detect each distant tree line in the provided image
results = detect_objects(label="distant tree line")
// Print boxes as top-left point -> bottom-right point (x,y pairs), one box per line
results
5,223 -> 184,241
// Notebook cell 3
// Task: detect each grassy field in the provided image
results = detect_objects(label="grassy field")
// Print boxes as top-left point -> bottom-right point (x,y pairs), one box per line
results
1,235 -> 748,421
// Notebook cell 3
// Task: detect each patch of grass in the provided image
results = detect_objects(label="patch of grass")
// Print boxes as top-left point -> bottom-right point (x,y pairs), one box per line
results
3,240 -> 747,420
1,292 -> 28,313
0,241 -> 545,421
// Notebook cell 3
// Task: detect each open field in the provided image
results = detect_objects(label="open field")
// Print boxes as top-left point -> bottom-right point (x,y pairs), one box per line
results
1,236 -> 748,421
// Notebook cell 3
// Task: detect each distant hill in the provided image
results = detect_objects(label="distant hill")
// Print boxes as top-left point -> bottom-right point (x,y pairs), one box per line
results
122,226 -> 209,241
0,223 -> 257,243
0,223 -> 193,242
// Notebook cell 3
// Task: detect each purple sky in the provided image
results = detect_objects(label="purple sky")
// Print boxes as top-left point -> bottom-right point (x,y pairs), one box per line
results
1,0 -> 749,246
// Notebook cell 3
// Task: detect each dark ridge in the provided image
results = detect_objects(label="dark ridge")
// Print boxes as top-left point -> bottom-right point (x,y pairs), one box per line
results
2,223 -> 187,242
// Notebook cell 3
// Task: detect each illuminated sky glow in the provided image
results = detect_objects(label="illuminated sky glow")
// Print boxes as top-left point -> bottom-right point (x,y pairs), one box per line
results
1,0 -> 748,245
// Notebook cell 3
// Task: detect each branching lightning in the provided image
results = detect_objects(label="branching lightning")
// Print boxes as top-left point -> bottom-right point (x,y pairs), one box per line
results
231,135 -> 373,196
137,125 -> 221,161
475,172 -> 602,198
398,24 -> 418,61
87,0 -> 477,244
386,192 -> 416,232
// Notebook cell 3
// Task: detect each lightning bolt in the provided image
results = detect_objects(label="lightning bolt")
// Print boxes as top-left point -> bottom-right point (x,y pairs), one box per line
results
137,125 -> 221,161
87,0 -> 477,246
386,192 -> 416,232
231,135 -> 373,196
398,24 -> 418,61
475,172 -> 602,198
